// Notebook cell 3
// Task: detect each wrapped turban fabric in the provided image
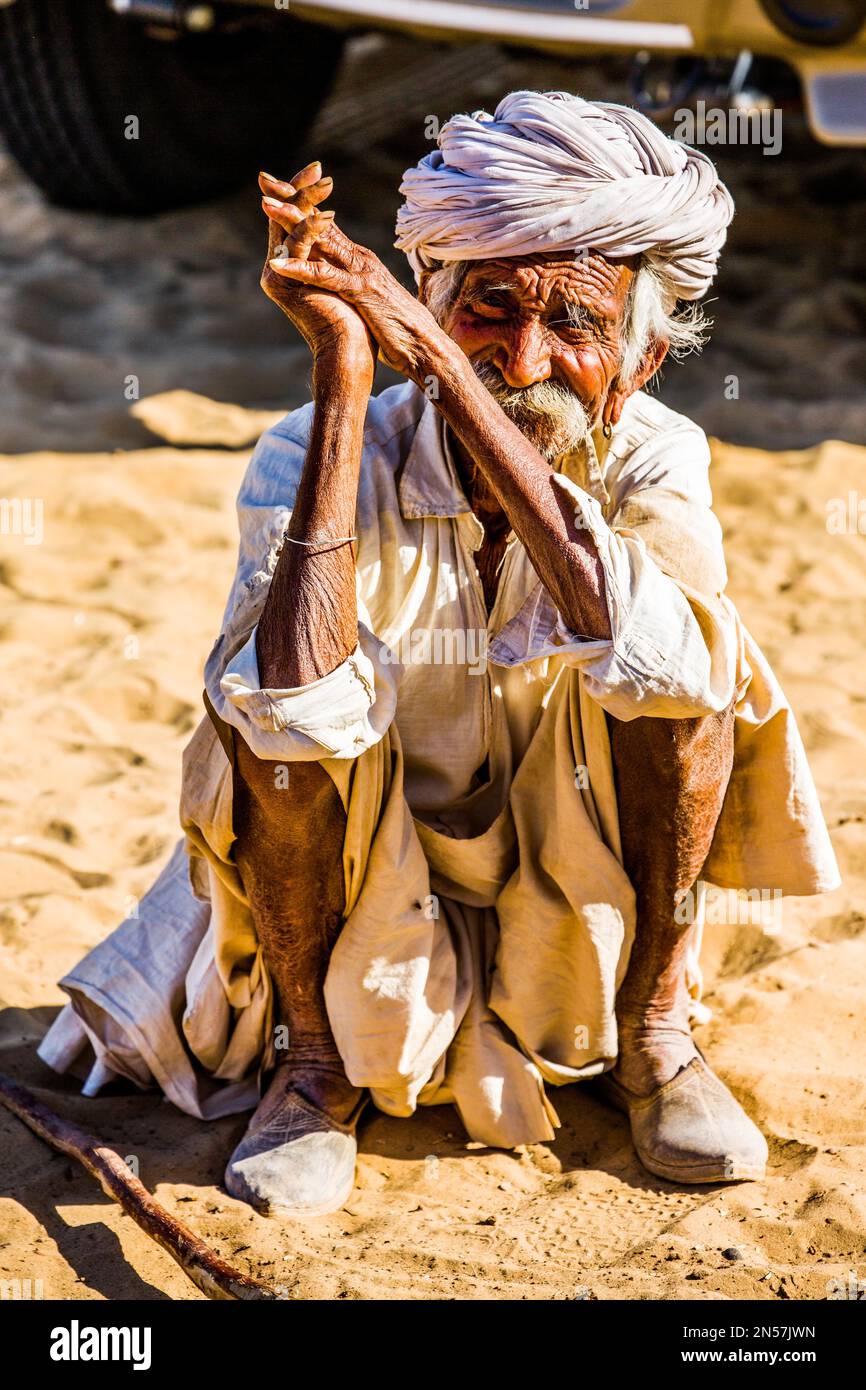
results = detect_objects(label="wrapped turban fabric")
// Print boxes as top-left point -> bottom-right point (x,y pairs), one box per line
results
395,90 -> 734,301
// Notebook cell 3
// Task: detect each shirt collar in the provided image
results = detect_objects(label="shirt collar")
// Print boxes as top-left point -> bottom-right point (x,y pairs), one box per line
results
398,395 -> 469,521
398,393 -> 612,525
558,423 -> 611,506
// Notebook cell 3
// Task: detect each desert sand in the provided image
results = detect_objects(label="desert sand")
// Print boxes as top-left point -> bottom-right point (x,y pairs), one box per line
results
1,34 -> 865,1301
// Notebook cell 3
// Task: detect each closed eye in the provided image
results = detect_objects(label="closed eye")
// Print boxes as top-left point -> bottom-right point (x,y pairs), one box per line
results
549,303 -> 608,336
466,292 -> 512,316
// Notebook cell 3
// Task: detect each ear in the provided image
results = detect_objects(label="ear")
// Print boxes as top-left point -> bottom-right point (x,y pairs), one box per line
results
602,336 -> 670,429
417,269 -> 433,305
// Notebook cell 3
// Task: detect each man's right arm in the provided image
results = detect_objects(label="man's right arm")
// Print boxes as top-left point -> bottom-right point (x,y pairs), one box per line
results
204,162 -> 398,765
255,344 -> 373,691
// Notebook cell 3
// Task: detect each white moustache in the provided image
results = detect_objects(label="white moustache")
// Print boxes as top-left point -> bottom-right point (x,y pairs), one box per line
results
472,360 -> 591,461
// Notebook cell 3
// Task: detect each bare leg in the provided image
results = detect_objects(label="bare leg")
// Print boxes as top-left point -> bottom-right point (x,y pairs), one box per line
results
601,703 -> 766,1183
607,704 -> 735,1097
223,745 -> 366,1216
232,742 -> 362,1123
220,163 -> 375,1214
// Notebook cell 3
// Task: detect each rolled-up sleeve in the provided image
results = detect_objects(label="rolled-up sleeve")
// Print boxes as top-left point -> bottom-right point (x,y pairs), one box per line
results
207,618 -> 400,761
488,463 -> 739,722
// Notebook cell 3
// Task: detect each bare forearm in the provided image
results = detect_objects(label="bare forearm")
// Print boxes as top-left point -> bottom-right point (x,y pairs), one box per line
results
256,352 -> 372,688
424,342 -> 611,640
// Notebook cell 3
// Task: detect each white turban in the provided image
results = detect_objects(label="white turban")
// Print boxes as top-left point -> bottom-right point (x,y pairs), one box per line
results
395,90 -> 734,301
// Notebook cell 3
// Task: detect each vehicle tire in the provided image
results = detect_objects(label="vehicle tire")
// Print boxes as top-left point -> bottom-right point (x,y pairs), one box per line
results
0,0 -> 343,212
759,0 -> 866,47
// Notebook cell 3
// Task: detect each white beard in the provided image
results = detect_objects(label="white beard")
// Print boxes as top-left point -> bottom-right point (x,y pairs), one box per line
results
472,361 -> 592,463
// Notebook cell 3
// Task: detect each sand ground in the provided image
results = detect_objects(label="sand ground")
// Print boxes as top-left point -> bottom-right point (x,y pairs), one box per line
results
1,36 -> 864,1301
1,400 -> 864,1302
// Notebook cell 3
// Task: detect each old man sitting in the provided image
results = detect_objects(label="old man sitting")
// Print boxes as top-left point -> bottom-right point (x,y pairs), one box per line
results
41,92 -> 838,1217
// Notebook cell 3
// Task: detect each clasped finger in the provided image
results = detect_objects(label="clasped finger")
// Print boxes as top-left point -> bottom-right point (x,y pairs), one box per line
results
272,209 -> 335,264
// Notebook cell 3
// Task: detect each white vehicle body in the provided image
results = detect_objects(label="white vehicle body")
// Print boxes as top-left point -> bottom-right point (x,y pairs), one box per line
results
271,0 -> 866,144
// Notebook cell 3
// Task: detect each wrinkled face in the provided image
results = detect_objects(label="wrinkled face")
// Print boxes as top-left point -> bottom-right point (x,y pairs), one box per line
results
429,250 -> 637,460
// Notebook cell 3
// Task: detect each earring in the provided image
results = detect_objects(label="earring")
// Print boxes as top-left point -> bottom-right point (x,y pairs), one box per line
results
602,421 -> 612,440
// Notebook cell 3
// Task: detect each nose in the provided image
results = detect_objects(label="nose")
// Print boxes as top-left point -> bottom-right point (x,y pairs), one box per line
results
495,319 -> 551,389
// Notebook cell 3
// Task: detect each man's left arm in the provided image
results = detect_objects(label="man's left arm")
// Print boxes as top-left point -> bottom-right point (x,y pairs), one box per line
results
427,341 -> 615,640
423,343 -> 738,723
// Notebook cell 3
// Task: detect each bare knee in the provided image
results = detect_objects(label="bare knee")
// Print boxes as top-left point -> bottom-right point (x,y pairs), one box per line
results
233,737 -> 339,830
608,703 -> 736,891
609,703 -> 734,803
232,737 -> 346,909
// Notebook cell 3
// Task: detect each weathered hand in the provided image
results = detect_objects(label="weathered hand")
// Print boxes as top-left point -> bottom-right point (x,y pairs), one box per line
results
265,180 -> 448,382
259,164 -> 375,376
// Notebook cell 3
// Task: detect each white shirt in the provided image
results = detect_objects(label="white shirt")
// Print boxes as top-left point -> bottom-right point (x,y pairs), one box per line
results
210,384 -> 738,820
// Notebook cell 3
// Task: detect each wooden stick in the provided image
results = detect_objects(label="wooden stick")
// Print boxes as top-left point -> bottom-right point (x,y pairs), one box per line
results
0,1073 -> 279,1301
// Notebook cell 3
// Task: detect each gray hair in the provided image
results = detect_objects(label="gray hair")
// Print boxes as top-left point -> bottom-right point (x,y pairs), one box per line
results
422,255 -> 709,390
